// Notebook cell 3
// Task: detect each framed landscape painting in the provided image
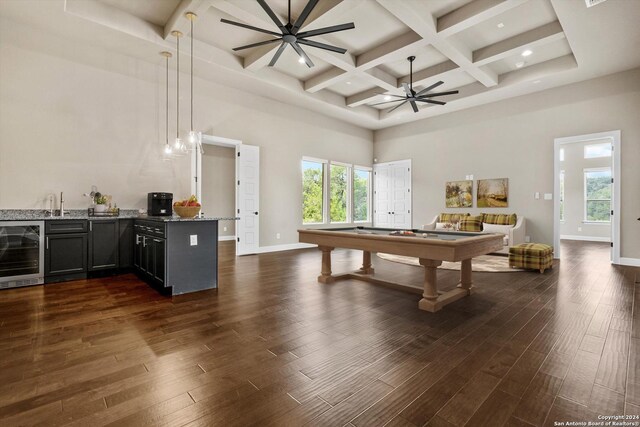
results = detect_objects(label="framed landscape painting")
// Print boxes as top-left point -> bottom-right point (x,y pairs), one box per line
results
445,180 -> 473,208
477,178 -> 509,207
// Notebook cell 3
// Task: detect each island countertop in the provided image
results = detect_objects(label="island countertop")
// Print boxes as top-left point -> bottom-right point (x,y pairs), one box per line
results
0,209 -> 238,222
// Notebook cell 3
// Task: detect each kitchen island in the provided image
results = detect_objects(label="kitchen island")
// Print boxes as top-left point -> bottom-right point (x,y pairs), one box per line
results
0,210 -> 237,295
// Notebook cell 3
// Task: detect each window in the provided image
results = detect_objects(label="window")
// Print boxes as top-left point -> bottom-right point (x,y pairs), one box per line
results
302,159 -> 325,224
353,168 -> 371,222
584,168 -> 611,222
584,142 -> 612,159
559,170 -> 565,221
559,148 -> 565,162
329,163 -> 350,223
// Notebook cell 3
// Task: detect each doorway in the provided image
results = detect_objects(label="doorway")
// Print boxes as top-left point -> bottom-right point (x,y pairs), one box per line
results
192,134 -> 261,256
373,159 -> 412,229
553,130 -> 620,263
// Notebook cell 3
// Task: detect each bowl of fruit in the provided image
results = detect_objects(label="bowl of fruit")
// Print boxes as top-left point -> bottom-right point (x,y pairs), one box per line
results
173,195 -> 202,218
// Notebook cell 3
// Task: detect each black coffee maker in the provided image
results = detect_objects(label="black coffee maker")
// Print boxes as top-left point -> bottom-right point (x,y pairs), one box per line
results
148,192 -> 173,216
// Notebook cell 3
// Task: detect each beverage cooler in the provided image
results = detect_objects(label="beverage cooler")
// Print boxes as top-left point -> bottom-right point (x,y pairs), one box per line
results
0,221 -> 44,289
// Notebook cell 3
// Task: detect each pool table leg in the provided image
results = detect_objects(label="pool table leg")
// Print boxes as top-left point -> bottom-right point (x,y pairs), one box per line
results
318,246 -> 335,283
359,251 -> 375,275
457,259 -> 474,294
418,259 -> 442,312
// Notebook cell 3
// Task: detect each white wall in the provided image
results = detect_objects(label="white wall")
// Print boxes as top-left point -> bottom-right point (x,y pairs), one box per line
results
559,138 -> 612,241
374,68 -> 640,260
0,22 -> 373,248
201,145 -> 235,238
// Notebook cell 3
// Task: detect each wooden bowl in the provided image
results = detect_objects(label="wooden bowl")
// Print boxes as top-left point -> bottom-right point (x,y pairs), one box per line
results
173,206 -> 201,218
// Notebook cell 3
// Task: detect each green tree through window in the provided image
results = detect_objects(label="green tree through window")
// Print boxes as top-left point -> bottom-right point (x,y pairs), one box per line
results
330,165 -> 348,222
302,160 -> 324,223
354,169 -> 370,222
585,169 -> 611,222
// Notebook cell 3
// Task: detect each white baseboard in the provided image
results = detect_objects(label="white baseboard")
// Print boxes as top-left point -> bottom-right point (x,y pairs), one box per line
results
256,243 -> 315,253
219,235 -> 236,241
560,235 -> 611,243
618,257 -> 640,267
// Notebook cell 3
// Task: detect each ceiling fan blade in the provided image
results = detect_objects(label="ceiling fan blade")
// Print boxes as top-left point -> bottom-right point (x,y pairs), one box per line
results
268,42 -> 287,67
257,0 -> 287,32
370,99 -> 405,106
290,42 -> 314,67
415,80 -> 444,96
419,90 -> 459,98
292,0 -> 319,34
416,98 -> 446,105
388,100 -> 409,113
232,38 -> 282,51
402,83 -> 412,96
409,100 -> 419,113
297,39 -> 346,54
297,22 -> 355,39
220,19 -> 281,37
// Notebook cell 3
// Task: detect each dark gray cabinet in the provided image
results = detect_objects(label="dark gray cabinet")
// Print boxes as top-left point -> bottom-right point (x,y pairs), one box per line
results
118,219 -> 134,269
134,221 -> 166,288
88,220 -> 119,271
45,220 -> 88,283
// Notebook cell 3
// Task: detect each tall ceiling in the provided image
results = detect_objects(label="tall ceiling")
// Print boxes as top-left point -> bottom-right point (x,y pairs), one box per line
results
1,0 -> 639,130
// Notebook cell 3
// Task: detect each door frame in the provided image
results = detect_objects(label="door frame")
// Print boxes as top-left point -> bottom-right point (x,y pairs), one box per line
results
191,133 -> 244,255
553,130 -> 620,263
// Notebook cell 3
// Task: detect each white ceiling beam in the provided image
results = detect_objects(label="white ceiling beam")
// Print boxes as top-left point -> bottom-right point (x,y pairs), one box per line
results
473,21 -> 566,65
346,88 -> 386,108
437,0 -> 528,38
356,31 -> 425,69
243,43 -> 281,71
362,68 -> 397,92
304,68 -> 351,92
164,0 -> 215,40
398,60 -> 459,86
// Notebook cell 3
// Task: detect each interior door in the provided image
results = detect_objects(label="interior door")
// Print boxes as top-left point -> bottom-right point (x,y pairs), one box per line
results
374,160 -> 412,229
373,164 -> 391,227
236,144 -> 260,255
390,161 -> 412,229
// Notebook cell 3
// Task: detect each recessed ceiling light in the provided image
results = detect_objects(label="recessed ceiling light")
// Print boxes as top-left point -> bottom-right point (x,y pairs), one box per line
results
497,22 -> 504,28
298,56 -> 306,64
521,49 -> 533,57
384,95 -> 391,101
346,81 -> 352,85
515,61 -> 525,68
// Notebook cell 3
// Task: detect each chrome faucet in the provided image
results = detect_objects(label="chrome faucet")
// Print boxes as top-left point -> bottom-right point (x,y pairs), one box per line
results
60,192 -> 65,217
48,194 -> 55,217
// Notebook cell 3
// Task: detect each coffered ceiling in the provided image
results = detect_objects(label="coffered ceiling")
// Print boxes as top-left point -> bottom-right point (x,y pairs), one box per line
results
1,0 -> 639,130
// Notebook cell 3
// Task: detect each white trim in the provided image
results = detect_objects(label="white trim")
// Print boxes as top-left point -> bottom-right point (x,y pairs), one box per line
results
256,243 -> 315,253
617,257 -> 640,267
302,156 -> 328,164
554,130 -> 620,264
560,235 -> 611,242
219,235 -> 236,241
330,160 -> 352,168
201,134 -> 242,148
354,165 -> 373,171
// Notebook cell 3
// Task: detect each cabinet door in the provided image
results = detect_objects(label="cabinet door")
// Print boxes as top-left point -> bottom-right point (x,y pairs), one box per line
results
152,238 -> 165,285
45,233 -> 87,276
118,219 -> 134,269
143,236 -> 153,275
88,220 -> 119,271
133,233 -> 142,269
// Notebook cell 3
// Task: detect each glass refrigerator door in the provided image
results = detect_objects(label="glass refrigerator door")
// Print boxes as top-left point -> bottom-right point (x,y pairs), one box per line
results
0,224 -> 42,279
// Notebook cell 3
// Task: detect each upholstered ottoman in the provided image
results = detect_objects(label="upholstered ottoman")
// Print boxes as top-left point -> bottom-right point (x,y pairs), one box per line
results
509,243 -> 554,273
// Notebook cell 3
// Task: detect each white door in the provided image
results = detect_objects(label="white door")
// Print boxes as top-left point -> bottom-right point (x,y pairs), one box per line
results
236,144 -> 260,255
373,160 -> 411,229
391,161 -> 412,229
373,164 -> 391,227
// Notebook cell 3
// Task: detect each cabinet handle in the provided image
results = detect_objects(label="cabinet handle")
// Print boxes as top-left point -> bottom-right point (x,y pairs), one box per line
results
154,239 -> 161,243
46,236 -> 49,250
136,235 -> 140,245
143,236 -> 147,247
90,221 -> 92,231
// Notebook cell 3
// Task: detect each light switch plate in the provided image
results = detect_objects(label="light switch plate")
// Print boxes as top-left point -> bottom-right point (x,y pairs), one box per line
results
535,192 -> 540,199
544,193 -> 553,200
190,235 -> 198,246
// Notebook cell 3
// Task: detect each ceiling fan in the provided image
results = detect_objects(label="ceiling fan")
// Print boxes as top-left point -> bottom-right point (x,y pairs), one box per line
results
221,0 -> 355,68
373,56 -> 459,113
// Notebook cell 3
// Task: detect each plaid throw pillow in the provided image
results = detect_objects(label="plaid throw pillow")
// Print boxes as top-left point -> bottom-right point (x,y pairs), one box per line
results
459,215 -> 483,232
439,213 -> 470,223
482,213 -> 517,225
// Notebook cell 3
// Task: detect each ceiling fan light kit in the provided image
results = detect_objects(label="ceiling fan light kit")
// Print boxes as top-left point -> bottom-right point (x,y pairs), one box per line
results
372,56 -> 459,114
221,0 -> 355,68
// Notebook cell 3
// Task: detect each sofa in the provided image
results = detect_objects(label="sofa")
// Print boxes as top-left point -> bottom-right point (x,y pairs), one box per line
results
423,213 -> 526,254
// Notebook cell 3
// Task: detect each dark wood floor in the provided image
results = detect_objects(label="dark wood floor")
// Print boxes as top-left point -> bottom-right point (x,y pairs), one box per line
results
0,240 -> 638,426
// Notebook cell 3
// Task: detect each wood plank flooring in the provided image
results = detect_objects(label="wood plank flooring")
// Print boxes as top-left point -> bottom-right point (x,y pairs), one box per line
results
0,240 -> 638,426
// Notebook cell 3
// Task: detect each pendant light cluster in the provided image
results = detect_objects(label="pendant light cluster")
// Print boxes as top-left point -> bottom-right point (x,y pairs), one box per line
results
161,11 -> 202,159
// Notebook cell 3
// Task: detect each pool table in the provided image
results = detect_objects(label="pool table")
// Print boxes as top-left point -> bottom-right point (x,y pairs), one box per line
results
298,227 -> 504,312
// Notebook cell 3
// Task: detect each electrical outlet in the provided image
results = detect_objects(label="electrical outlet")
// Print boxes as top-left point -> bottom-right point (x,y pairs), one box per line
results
535,192 -> 540,199
190,235 -> 198,246
223,226 -> 227,232
276,233 -> 281,240
544,193 -> 553,200
525,236 -> 531,243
